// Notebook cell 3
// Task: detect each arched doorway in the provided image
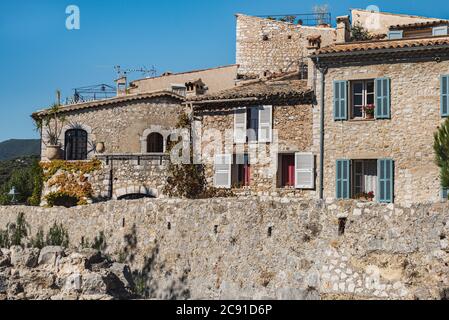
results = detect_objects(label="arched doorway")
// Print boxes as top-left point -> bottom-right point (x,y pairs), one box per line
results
147,132 -> 164,153
65,129 -> 88,160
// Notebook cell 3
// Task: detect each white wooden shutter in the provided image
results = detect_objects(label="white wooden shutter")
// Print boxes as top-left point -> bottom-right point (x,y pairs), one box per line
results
234,108 -> 247,143
214,154 -> 231,188
295,152 -> 315,189
258,105 -> 273,143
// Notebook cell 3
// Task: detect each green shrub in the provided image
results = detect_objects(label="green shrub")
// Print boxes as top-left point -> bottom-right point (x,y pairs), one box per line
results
46,191 -> 79,208
29,228 -> 45,249
46,222 -> 69,247
91,231 -> 107,251
0,213 -> 29,248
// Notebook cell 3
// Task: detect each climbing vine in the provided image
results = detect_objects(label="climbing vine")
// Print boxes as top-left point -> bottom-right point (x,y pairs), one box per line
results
41,159 -> 101,207
164,113 -> 234,199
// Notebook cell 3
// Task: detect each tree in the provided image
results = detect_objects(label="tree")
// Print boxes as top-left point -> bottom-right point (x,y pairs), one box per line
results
351,23 -> 373,41
434,118 -> 449,188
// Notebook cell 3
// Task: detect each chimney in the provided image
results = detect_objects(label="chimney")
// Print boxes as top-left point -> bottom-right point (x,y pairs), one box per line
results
336,15 -> 351,43
115,76 -> 127,96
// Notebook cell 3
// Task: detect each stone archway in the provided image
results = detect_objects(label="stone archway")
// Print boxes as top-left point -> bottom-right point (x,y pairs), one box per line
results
113,185 -> 158,200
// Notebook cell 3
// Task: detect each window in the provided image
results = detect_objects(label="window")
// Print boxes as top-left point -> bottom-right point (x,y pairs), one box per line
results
336,159 -> 394,203
278,152 -> 315,189
247,107 -> 259,142
433,26 -> 448,36
350,80 -> 374,119
334,78 -> 390,121
388,30 -> 403,40
232,154 -> 250,188
147,132 -> 164,153
234,106 -> 272,143
353,160 -> 377,198
65,129 -> 87,160
441,75 -> 449,117
279,154 -> 295,188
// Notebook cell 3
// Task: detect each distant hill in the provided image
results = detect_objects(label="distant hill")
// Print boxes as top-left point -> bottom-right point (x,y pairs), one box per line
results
0,139 -> 40,161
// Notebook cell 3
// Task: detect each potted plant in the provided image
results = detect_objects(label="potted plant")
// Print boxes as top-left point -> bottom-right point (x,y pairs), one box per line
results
363,104 -> 375,119
34,103 -> 66,160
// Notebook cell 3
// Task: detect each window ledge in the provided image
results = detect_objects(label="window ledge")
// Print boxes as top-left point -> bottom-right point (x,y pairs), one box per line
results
348,118 -> 375,122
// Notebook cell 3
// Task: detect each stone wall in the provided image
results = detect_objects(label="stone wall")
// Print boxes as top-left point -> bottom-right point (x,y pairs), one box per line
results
1,198 -> 449,300
196,102 -> 316,197
236,14 -> 335,79
321,59 -> 449,206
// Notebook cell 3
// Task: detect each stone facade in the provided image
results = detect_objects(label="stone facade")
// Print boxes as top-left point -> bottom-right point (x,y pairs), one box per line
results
128,65 -> 238,95
318,59 -> 449,206
195,100 -> 316,198
36,94 -> 186,201
1,198 -> 449,300
236,14 -> 336,79
39,96 -> 185,160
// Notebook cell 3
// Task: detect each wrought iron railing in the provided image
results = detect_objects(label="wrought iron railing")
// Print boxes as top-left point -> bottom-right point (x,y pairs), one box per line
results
97,153 -> 170,166
257,13 -> 332,27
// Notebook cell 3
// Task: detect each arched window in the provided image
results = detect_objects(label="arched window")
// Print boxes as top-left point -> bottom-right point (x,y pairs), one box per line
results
65,129 -> 88,160
147,132 -> 164,153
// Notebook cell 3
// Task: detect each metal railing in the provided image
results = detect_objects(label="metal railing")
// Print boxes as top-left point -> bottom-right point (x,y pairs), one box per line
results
97,153 -> 170,166
257,13 -> 332,27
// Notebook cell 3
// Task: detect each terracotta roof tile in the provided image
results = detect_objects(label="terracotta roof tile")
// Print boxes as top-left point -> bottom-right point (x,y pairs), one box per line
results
189,78 -> 312,104
33,91 -> 185,118
389,20 -> 449,30
314,36 -> 449,55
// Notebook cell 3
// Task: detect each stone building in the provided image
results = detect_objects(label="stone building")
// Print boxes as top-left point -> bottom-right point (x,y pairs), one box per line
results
190,73 -> 317,198
32,9 -> 449,206
235,13 -> 336,80
311,16 -> 449,206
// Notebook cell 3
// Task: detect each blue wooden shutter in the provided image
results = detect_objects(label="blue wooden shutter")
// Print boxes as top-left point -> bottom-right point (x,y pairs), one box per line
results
333,81 -> 347,120
441,187 -> 449,200
377,159 -> 394,203
441,75 -> 449,117
375,78 -> 391,119
336,159 -> 350,199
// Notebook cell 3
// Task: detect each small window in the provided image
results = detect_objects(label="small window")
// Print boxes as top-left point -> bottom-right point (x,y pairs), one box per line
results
147,132 -> 164,153
247,107 -> 259,142
388,30 -> 403,40
433,26 -> 448,36
278,154 -> 295,188
350,80 -> 375,119
232,154 -> 250,188
65,129 -> 87,160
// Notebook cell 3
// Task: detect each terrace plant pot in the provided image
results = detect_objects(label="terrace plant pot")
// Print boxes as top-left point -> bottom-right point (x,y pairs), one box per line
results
365,113 -> 374,120
46,145 -> 62,160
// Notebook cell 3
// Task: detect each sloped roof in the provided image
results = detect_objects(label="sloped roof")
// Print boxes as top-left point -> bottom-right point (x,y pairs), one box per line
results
389,20 -> 449,30
313,36 -> 449,56
33,91 -> 185,118
189,78 -> 312,105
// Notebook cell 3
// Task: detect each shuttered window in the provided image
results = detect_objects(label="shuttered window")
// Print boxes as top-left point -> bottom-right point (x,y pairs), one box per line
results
336,159 -> 350,199
377,159 -> 394,203
333,81 -> 348,120
295,153 -> 315,189
258,105 -> 273,143
214,154 -> 232,188
441,75 -> 449,117
375,78 -> 391,119
441,187 -> 449,200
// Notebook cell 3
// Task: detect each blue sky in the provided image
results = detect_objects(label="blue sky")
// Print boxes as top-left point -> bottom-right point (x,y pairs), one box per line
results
0,0 -> 448,142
